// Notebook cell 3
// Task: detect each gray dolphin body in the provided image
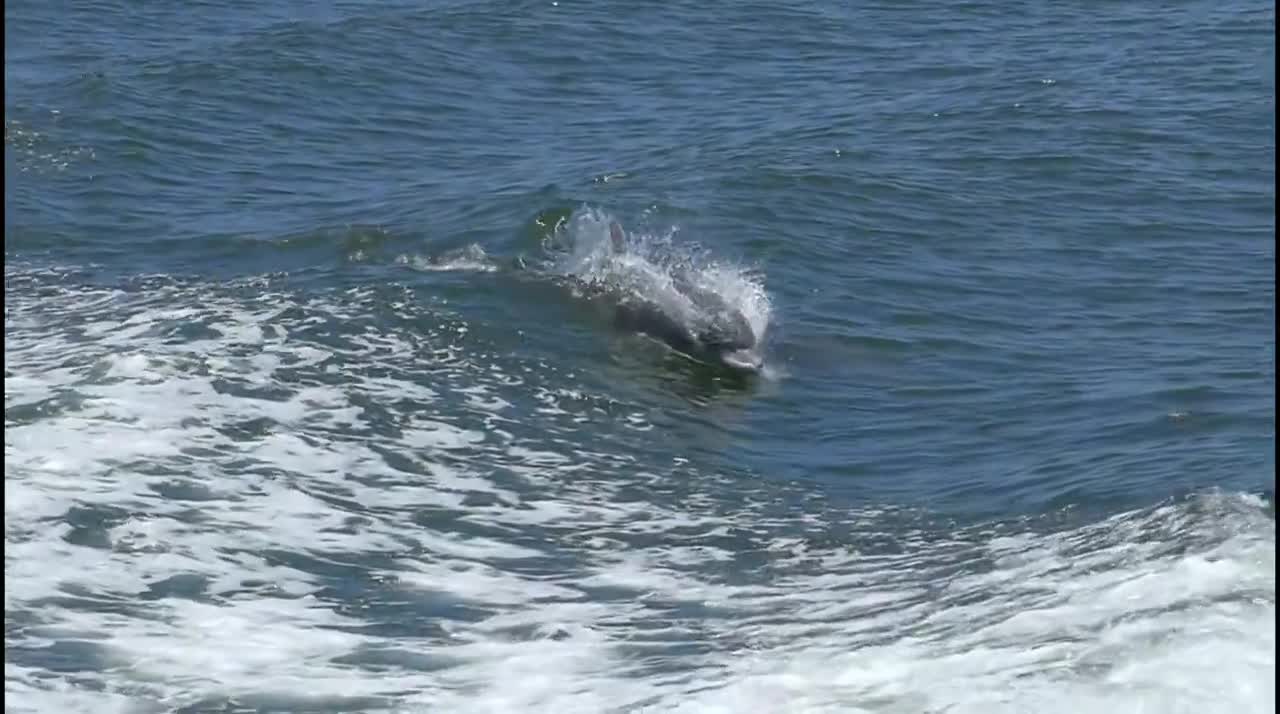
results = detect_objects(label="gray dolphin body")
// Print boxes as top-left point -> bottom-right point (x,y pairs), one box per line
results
611,291 -> 761,371
601,223 -> 763,372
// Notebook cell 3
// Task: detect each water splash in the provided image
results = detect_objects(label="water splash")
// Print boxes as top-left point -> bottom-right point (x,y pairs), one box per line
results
543,206 -> 774,358
397,244 -> 498,272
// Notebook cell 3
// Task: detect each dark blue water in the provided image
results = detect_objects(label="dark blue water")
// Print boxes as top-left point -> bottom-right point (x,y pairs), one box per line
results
6,2 -> 1275,712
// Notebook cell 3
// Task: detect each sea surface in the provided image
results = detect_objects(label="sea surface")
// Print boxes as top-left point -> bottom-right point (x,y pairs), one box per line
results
4,1 -> 1275,712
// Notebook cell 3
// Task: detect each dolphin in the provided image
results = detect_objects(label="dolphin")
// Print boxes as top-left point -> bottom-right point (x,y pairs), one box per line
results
600,222 -> 763,372
611,293 -> 762,371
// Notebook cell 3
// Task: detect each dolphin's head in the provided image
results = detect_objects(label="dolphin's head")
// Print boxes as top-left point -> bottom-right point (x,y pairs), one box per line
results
696,308 -> 762,372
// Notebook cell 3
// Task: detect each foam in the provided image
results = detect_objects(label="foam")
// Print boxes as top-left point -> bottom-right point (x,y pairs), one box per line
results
4,264 -> 1274,712
5,117 -> 96,173
396,244 -> 500,273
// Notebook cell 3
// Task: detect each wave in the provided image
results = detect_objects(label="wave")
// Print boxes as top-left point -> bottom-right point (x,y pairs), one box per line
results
4,261 -> 1273,713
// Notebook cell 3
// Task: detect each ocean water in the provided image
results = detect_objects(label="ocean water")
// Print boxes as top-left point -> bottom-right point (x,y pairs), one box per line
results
4,1 -> 1275,712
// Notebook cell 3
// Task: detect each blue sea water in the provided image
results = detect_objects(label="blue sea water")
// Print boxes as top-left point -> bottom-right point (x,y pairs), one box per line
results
4,1 -> 1275,712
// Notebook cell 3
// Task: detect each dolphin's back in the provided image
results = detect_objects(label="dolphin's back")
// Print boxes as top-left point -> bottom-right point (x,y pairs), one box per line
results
613,297 -> 700,355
